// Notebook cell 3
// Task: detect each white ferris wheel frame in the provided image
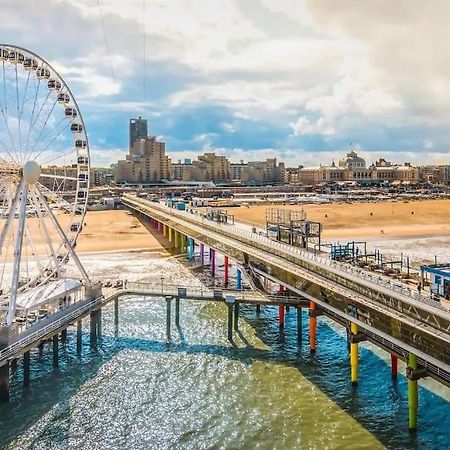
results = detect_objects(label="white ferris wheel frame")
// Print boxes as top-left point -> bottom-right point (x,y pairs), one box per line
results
0,44 -> 91,326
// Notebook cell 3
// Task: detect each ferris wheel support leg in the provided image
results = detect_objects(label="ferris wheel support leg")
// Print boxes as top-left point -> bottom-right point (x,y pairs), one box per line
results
6,181 -> 28,326
0,180 -> 22,256
29,187 -> 61,276
36,186 -> 91,286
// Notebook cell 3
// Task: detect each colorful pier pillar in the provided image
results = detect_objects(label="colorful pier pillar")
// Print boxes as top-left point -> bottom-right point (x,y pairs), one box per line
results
278,285 -> 284,327
236,268 -> 242,290
224,256 -> 229,285
408,352 -> 418,431
174,230 -> 179,248
350,322 -> 359,385
309,301 -> 317,352
210,249 -> 216,276
391,354 -> 398,378
162,224 -> 167,237
200,243 -> 205,265
188,238 -> 195,260
180,234 -> 186,253
278,305 -> 285,328
168,226 -> 173,242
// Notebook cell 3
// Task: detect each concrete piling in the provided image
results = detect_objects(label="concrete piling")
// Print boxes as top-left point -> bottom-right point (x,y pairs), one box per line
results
52,334 -> 59,367
90,311 -> 97,347
0,363 -> 9,403
77,319 -> 83,353
227,304 -> 233,342
23,351 -> 30,386
166,296 -> 172,340
61,328 -> 67,343
234,302 -> 239,331
175,297 -> 180,327
114,297 -> 119,333
297,306 -> 302,340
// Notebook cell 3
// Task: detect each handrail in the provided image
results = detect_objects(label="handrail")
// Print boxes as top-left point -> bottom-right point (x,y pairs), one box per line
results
0,296 -> 103,361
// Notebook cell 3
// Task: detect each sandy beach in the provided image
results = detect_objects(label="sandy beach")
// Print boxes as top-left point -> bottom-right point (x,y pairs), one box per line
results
1,210 -> 169,257
224,199 -> 450,240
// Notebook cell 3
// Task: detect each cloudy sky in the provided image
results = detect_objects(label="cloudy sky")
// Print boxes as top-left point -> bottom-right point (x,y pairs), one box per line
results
3,0 -> 450,166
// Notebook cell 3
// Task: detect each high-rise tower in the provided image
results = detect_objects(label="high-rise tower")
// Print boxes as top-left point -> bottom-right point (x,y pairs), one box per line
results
129,117 -> 148,149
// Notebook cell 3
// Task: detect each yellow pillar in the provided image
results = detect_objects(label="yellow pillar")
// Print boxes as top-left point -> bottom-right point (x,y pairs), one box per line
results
350,322 -> 358,385
162,224 -> 166,237
168,227 -> 173,242
408,353 -> 418,431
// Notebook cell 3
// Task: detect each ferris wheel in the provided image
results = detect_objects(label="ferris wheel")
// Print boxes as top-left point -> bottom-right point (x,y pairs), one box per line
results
0,45 -> 91,326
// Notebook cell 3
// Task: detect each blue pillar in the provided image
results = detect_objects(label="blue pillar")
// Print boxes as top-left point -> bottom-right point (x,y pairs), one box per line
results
188,238 -> 195,260
237,269 -> 242,290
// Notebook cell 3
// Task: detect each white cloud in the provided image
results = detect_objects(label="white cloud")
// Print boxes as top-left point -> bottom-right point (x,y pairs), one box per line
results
221,122 -> 236,133
290,116 -> 335,136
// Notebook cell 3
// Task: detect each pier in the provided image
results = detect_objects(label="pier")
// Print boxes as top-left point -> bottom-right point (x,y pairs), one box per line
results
122,194 -> 450,431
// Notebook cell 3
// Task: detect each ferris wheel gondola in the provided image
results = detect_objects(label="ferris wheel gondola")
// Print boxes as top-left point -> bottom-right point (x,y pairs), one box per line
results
0,44 -> 91,326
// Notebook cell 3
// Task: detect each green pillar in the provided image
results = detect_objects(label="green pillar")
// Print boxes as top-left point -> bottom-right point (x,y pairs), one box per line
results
408,352 -> 418,431
180,234 -> 186,253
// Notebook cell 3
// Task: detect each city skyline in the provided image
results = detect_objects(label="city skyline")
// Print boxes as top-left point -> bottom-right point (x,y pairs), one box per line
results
2,1 -> 450,167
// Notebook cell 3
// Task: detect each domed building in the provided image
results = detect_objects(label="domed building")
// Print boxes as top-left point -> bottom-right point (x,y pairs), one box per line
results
338,150 -> 366,169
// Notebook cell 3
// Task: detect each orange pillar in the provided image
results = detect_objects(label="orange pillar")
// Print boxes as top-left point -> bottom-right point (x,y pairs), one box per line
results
309,301 -> 317,352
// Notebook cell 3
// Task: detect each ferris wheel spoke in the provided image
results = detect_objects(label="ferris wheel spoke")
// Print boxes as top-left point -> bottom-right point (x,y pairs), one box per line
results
14,64 -> 22,162
40,148 -> 76,166
6,180 -> 28,325
23,77 -> 41,159
29,186 -> 61,275
0,136 -> 18,163
32,116 -> 75,163
19,71 -> 30,118
0,180 -> 22,256
0,66 -> 20,163
36,185 -> 90,284
24,94 -> 57,162
40,173 -> 78,182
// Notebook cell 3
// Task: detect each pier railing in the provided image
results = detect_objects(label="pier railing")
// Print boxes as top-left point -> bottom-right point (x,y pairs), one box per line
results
107,281 -> 304,305
0,295 -> 103,362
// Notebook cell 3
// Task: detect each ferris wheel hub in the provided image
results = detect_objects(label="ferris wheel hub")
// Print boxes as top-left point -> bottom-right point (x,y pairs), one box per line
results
22,160 -> 40,185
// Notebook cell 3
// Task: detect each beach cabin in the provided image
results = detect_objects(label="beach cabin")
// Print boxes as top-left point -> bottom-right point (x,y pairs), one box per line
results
421,264 -> 450,300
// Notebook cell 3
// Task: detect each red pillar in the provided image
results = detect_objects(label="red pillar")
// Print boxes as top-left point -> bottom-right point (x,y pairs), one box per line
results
278,305 -> 285,327
391,354 -> 398,378
224,256 -> 229,285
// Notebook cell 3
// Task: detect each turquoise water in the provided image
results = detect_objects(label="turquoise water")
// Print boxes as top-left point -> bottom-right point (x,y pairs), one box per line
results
0,296 -> 449,449
0,252 -> 449,449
